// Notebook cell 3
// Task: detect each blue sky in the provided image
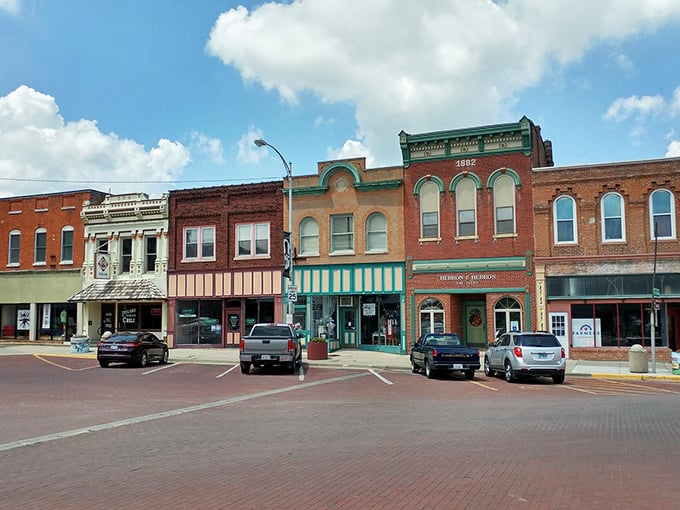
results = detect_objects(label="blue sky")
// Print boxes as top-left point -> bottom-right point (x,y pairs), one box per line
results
1,0 -> 679,198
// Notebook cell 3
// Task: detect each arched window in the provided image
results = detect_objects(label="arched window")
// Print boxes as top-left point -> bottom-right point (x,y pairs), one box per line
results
61,225 -> 74,263
419,298 -> 444,337
366,212 -> 387,253
299,217 -> 319,256
8,230 -> 20,265
34,228 -> 47,264
420,181 -> 440,239
601,193 -> 625,242
554,196 -> 577,243
649,189 -> 675,239
494,297 -> 522,337
493,175 -> 515,235
455,178 -> 476,237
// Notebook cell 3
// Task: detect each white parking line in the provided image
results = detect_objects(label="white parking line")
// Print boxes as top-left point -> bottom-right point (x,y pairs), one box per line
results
142,363 -> 181,375
0,371 -> 369,452
368,368 -> 394,385
216,364 -> 238,378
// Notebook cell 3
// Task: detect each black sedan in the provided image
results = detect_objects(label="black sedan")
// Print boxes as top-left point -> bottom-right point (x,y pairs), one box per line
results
97,332 -> 169,368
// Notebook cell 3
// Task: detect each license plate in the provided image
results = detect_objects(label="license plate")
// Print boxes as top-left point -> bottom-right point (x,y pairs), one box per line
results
110,345 -> 118,350
261,355 -> 271,360
452,363 -> 463,369
536,353 -> 548,359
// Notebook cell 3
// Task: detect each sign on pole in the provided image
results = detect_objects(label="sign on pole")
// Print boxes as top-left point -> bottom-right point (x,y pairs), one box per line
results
287,285 -> 298,303
282,232 -> 292,278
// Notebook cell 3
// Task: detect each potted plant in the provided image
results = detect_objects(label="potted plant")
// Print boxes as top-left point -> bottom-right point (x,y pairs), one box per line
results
307,337 -> 328,360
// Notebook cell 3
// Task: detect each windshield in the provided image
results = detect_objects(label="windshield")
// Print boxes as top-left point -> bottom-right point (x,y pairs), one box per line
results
519,334 -> 560,347
427,334 -> 462,347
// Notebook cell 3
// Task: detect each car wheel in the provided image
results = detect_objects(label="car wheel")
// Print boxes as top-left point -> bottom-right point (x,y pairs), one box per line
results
484,356 -> 495,377
552,374 -> 565,384
504,361 -> 517,383
425,359 -> 435,379
465,369 -> 475,380
138,350 -> 148,368
160,349 -> 169,364
240,362 -> 251,374
98,360 -> 109,368
410,358 -> 419,374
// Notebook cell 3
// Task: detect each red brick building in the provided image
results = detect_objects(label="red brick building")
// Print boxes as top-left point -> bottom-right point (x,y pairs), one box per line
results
532,157 -> 680,362
400,117 -> 553,348
0,190 -> 106,340
166,182 -> 285,348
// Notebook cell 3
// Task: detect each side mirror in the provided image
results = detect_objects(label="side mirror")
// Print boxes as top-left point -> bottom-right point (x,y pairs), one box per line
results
488,341 -> 496,348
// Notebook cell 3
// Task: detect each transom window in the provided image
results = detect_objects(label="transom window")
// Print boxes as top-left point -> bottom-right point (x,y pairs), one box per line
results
554,195 -> 576,243
650,189 -> 675,239
299,217 -> 319,256
455,178 -> 477,237
366,212 -> 387,253
184,226 -> 215,261
237,223 -> 270,258
601,192 -> 625,242
330,214 -> 354,253
420,181 -> 440,239
493,175 -> 515,235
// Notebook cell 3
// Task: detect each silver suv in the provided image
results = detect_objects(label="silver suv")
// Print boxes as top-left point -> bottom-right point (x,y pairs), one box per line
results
484,331 -> 566,384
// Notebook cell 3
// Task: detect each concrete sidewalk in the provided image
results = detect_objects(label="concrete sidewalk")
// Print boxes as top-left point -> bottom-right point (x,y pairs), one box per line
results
1,341 -> 678,381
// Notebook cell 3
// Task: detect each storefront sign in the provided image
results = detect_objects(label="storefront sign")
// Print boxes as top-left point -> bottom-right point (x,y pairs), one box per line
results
95,253 -> 111,279
439,273 -> 497,285
17,309 -> 31,331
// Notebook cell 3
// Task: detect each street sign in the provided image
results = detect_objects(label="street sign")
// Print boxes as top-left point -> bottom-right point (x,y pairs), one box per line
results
287,285 -> 298,302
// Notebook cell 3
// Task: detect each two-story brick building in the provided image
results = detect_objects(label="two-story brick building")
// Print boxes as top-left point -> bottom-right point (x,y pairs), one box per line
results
166,182 -> 285,348
532,157 -> 680,361
0,190 -> 106,341
400,117 -> 553,349
289,158 -> 405,353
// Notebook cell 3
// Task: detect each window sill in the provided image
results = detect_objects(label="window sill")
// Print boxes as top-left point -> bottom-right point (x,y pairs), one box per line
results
418,237 -> 441,244
330,251 -> 355,256
493,233 -> 517,240
455,235 -> 478,242
365,250 -> 388,255
6,263 -> 20,268
60,261 -> 74,266
234,255 -> 271,261
181,258 -> 216,263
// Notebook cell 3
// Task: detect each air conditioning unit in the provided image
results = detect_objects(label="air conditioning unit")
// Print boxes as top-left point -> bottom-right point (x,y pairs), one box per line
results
339,296 -> 354,307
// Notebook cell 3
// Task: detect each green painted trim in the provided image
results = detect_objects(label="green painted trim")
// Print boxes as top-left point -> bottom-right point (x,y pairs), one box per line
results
286,185 -> 328,196
409,292 -> 416,346
414,287 -> 526,294
319,162 -> 361,187
413,175 -> 445,195
524,292 -> 532,331
412,256 -> 527,273
486,167 -> 521,188
295,262 -> 406,295
354,179 -> 403,191
449,172 -> 483,192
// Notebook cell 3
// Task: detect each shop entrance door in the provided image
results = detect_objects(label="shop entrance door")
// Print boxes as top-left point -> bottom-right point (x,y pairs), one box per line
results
463,302 -> 487,348
549,312 -> 570,358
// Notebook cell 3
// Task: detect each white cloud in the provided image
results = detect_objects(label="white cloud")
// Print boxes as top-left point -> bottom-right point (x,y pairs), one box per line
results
327,140 -> 375,167
236,126 -> 266,165
190,131 -> 224,164
206,0 -> 680,166
671,86 -> 680,116
602,94 -> 665,121
613,52 -> 636,75
666,140 -> 680,157
0,86 -> 190,198
0,0 -> 19,14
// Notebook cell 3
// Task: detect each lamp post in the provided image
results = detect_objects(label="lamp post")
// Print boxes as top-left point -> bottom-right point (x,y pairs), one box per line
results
254,139 -> 295,324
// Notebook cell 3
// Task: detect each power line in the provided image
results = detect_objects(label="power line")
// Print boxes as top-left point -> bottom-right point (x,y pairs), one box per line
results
0,175 -> 282,184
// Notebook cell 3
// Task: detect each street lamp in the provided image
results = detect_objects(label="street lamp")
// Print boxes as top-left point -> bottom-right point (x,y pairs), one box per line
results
254,139 -> 295,324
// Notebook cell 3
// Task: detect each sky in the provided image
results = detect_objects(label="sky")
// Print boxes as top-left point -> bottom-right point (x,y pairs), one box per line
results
1,0 -> 680,199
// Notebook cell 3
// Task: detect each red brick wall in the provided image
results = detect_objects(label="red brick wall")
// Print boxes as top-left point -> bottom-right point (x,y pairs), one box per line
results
571,346 -> 671,363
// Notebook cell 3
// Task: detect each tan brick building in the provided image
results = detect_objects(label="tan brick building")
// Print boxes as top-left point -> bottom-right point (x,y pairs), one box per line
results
532,157 -> 680,361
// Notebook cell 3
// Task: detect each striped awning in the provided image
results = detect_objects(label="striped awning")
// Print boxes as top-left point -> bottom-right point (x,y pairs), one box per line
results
68,279 -> 165,302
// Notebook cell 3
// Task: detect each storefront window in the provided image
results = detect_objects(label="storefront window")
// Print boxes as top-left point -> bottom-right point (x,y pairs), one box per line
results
244,298 -> 274,332
419,298 -> 444,338
176,299 -> 222,345
494,297 -> 522,337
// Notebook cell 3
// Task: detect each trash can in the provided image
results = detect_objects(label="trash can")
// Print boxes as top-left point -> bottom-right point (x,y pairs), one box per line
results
672,352 -> 680,375
70,335 -> 90,354
628,344 -> 648,373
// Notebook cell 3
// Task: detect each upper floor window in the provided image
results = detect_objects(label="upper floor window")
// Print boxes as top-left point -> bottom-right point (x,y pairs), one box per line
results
299,217 -> 319,256
97,238 -> 109,253
237,223 -> 270,258
121,237 -> 132,273
455,178 -> 477,237
330,214 -> 354,254
601,193 -> 625,242
554,196 -> 577,244
493,175 -> 515,235
366,212 -> 387,253
61,226 -> 74,263
145,235 -> 157,273
420,181 -> 440,239
184,226 -> 215,261
650,189 -> 675,239
34,228 -> 47,265
8,230 -> 20,266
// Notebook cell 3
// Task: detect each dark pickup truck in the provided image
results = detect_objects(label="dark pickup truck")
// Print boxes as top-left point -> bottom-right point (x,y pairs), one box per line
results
410,332 -> 480,379
239,323 -> 303,374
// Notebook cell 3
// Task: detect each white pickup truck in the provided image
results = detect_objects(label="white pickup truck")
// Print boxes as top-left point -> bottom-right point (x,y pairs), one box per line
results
239,323 -> 303,374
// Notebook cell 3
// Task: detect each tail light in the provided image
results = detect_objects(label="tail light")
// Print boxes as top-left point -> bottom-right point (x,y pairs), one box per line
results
432,348 -> 438,357
561,347 -> 566,358
513,346 -> 523,358
239,339 -> 244,352
287,339 -> 294,352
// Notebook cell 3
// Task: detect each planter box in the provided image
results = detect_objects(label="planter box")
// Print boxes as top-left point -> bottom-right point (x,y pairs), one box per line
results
307,341 -> 328,360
